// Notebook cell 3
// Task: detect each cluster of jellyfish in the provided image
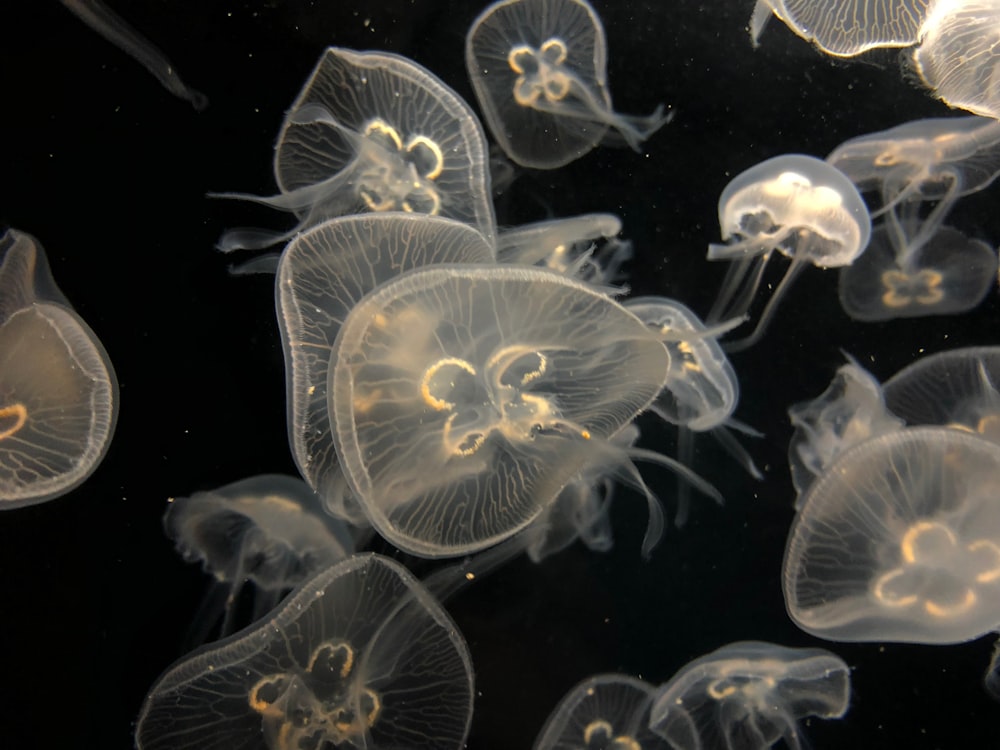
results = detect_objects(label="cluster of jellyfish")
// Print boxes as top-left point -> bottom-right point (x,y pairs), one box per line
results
6,0 -> 1000,747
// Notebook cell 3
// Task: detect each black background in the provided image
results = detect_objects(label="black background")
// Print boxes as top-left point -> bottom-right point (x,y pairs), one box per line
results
1,1 -> 997,748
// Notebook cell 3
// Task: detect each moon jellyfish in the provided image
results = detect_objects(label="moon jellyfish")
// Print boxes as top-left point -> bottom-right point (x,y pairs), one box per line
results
882,346 -> 1000,443
649,641 -> 850,750
465,0 -> 670,169
60,0 -> 207,109
534,673 -> 666,750
749,0 -> 931,56
0,229 -> 118,509
784,427 -> 1000,645
787,355 -> 903,505
135,553 -> 474,750
164,474 -> 356,642
215,47 -> 496,250
277,214 -> 494,523
706,155 -> 870,350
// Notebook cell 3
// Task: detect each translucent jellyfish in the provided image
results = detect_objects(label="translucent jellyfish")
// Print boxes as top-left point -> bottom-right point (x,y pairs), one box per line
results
749,0 -> 932,56
215,47 -> 495,250
649,641 -> 850,750
987,639 -> 1000,702
534,673 -> 666,750
465,0 -> 670,169
329,264 -> 724,558
706,154 -> 871,350
882,346 -> 1000,443
787,355 -> 904,504
784,427 -> 1000,644
60,0 -> 207,109
164,474 -> 356,641
0,229 -> 118,509
135,553 -> 474,750
276,213 -> 494,522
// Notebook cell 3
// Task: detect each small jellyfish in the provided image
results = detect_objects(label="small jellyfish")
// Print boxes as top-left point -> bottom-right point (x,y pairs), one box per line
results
0,229 -> 118,509
706,154 -> 871,350
986,638 -> 1000,702
882,346 -> 1000,443
214,47 -> 496,250
465,0 -> 670,169
276,213 -> 494,522
164,474 -> 356,642
649,641 -> 850,750
749,0 -> 932,56
135,553 -> 474,750
787,354 -> 904,504
784,427 -> 1000,645
533,673 -> 666,750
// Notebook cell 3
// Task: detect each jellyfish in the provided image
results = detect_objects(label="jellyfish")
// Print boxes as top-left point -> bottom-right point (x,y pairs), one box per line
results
784,427 -> 1000,647
59,0 -> 207,109
329,263 -> 723,558
214,47 -> 496,250
986,639 -> 1000,702
276,213 -> 494,523
881,346 -> 1000,443
649,641 -> 850,750
163,474 -> 357,643
706,154 -> 871,350
534,673 -> 667,750
465,0 -> 670,169
749,0 -> 932,57
135,553 -> 475,750
0,229 -> 118,509
787,354 -> 904,504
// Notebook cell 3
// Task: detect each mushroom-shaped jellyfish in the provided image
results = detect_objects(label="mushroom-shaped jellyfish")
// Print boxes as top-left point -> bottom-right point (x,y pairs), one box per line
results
882,346 -> 1000,443
913,1 -> 1000,121
135,553 -> 474,750
649,641 -> 850,750
0,229 -> 118,509
465,0 -> 670,169
276,214 -> 494,524
706,155 -> 871,351
749,0 -> 932,56
164,474 -> 357,643
533,673 -> 667,750
784,427 -> 1000,648
329,264 -> 724,558
214,47 -> 496,250
787,355 -> 904,505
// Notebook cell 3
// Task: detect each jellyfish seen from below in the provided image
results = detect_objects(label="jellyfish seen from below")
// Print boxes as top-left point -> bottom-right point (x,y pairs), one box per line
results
276,214 -> 494,524
0,229 -> 118,509
787,355 -> 904,504
706,154 -> 871,351
465,0 -> 670,169
135,553 -> 474,750
784,427 -> 1000,646
882,346 -> 1000,443
534,673 -> 668,750
164,474 -> 356,643
649,641 -> 850,750
215,47 -> 495,250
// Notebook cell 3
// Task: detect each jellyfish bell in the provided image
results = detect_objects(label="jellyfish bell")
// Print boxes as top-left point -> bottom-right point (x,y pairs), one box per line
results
0,229 -> 118,509
706,154 -> 871,350
214,47 -> 496,250
649,641 -> 850,750
465,0 -> 670,169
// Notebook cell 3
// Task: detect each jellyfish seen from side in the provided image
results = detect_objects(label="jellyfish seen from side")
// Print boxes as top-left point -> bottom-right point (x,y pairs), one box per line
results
649,641 -> 850,750
135,553 -> 474,750
534,673 -> 667,750
215,47 -> 496,250
706,154 -> 871,350
465,0 -> 670,169
0,229 -> 118,509
164,474 -> 357,643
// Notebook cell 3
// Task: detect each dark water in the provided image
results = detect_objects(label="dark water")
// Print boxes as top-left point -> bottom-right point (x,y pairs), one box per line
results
0,1 -> 996,748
